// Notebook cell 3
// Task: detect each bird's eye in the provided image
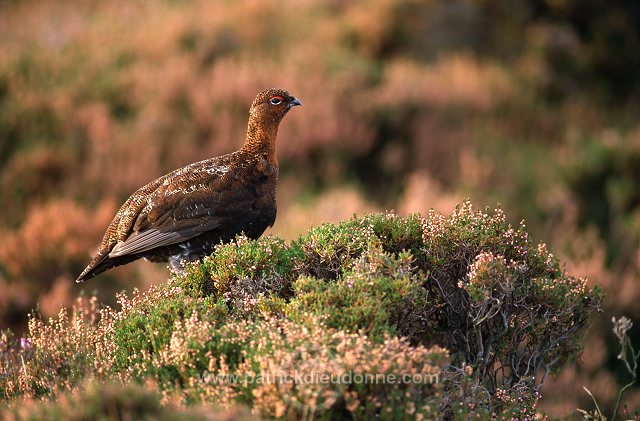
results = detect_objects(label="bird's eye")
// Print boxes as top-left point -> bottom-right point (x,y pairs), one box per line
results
269,96 -> 283,105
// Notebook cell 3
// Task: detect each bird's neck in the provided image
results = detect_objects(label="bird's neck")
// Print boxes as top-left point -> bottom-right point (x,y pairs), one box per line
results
242,116 -> 280,164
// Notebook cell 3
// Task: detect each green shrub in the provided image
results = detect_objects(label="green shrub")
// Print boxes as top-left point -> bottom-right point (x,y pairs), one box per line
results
286,248 -> 428,342
418,203 -> 602,392
0,204 -> 602,418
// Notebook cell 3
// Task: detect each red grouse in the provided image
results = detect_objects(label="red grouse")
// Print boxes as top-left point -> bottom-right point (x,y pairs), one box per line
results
76,88 -> 301,282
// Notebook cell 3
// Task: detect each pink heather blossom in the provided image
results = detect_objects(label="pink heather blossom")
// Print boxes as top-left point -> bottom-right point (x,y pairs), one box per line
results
20,337 -> 31,350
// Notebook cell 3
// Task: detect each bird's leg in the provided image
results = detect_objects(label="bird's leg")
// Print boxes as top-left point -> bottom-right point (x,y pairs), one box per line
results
168,256 -> 187,276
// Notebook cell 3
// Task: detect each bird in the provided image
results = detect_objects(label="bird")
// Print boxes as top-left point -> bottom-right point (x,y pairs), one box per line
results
76,88 -> 301,282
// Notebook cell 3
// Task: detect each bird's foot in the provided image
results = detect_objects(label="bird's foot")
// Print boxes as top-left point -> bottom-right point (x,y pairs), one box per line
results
168,256 -> 188,276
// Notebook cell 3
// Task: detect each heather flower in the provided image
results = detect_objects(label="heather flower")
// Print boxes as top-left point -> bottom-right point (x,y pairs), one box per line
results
20,338 -> 31,351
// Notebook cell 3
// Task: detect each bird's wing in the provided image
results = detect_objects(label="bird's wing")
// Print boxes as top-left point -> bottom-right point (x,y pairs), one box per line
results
107,220 -> 221,258
108,195 -> 227,258
107,159 -> 251,258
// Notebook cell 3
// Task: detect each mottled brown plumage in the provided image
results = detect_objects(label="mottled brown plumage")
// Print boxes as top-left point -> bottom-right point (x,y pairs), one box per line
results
76,88 -> 301,282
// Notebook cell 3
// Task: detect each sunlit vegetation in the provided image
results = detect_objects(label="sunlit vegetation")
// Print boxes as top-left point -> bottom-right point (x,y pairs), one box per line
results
1,206 -> 602,418
1,0 -> 639,417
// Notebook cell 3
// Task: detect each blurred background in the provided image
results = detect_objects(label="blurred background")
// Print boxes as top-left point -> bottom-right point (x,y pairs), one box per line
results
0,0 -> 639,416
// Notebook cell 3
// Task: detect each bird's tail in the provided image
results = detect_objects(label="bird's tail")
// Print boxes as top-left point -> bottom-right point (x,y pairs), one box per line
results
76,253 -> 139,282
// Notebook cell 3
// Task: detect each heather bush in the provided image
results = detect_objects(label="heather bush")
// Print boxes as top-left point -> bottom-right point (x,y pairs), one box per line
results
286,250 -> 428,342
421,203 -> 601,387
0,204 -> 602,418
185,236 -> 301,300
0,380 -> 254,421
0,199 -> 120,329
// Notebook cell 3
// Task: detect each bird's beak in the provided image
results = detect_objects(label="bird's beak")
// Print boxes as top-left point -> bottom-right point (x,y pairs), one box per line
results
287,97 -> 302,110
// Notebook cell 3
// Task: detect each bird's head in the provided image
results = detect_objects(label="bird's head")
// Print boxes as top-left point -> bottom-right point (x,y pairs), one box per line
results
249,88 -> 302,124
